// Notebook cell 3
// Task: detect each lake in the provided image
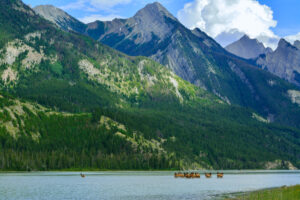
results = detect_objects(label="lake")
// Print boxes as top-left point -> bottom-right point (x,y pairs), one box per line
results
0,171 -> 300,200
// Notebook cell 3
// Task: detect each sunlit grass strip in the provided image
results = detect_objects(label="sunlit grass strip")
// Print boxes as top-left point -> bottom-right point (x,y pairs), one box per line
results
227,185 -> 300,200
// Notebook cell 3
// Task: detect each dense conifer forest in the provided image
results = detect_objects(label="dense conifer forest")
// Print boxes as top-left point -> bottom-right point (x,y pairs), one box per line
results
0,0 -> 300,170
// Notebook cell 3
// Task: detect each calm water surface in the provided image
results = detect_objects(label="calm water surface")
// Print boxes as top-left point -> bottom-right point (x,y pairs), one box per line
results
0,171 -> 300,200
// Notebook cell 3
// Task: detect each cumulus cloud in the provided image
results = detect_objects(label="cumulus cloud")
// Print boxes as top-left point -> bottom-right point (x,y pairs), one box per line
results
79,14 -> 123,23
178,0 -> 279,49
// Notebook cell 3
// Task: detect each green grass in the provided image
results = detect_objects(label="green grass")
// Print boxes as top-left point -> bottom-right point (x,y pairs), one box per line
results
227,185 -> 300,200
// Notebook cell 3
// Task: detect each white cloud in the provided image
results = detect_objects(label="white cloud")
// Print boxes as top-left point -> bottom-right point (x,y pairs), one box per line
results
79,14 -> 123,23
285,32 -> 300,44
178,0 -> 279,49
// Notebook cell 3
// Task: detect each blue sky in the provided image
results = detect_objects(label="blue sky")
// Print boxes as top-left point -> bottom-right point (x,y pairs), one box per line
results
22,0 -> 300,48
23,0 -> 190,20
260,0 -> 300,37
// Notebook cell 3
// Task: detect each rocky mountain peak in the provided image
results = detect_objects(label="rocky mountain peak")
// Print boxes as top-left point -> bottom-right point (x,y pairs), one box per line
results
34,5 -> 69,23
33,5 -> 86,33
256,38 -> 300,87
133,2 -> 177,22
225,35 -> 269,59
240,34 -> 250,40
277,39 -> 293,49
240,35 -> 260,45
294,40 -> 300,49
240,35 -> 261,45
113,2 -> 178,44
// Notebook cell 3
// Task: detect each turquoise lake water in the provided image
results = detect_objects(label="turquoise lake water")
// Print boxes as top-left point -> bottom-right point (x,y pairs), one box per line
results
0,171 -> 300,200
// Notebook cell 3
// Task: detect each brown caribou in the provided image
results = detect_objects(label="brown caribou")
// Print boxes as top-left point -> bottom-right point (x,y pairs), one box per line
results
205,173 -> 212,178
217,172 -> 224,178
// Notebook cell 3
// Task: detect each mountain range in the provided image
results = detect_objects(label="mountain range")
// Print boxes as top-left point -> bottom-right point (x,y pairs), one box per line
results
256,39 -> 300,87
225,35 -> 300,88
34,3 -> 300,128
0,0 -> 299,170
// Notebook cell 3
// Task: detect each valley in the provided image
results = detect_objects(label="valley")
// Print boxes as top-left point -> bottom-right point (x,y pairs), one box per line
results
0,0 -> 300,171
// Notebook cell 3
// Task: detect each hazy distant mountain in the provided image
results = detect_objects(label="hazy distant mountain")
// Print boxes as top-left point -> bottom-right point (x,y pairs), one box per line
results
256,39 -> 300,87
225,35 -> 272,59
294,40 -> 300,49
33,5 -> 87,33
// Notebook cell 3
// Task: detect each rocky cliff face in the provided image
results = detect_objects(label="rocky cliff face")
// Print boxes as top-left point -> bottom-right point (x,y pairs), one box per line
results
225,35 -> 272,59
33,5 -> 86,33
256,39 -> 300,86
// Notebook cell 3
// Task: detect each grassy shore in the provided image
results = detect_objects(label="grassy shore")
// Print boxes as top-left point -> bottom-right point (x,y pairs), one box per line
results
226,185 -> 300,200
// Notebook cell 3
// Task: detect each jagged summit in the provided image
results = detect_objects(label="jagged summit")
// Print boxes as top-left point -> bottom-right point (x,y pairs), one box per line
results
34,5 -> 71,24
278,38 -> 291,47
124,2 -> 178,42
133,2 -> 177,21
240,34 -> 251,40
256,38 -> 300,86
240,35 -> 267,46
33,5 -> 86,33
87,2 -> 179,48
277,39 -> 299,51
294,40 -> 300,49
138,2 -> 170,15
225,34 -> 271,59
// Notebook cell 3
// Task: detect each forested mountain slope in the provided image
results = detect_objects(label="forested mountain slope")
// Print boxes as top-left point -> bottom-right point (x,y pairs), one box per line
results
0,0 -> 300,170
0,92 -> 183,170
34,3 -> 300,129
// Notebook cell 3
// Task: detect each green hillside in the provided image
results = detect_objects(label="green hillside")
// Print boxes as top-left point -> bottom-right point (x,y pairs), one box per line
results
1,91 -> 300,170
0,0 -> 300,170
0,93 -> 180,170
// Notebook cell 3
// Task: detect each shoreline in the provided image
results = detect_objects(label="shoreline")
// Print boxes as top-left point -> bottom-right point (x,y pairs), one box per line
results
1,169 -> 300,173
224,185 -> 300,200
